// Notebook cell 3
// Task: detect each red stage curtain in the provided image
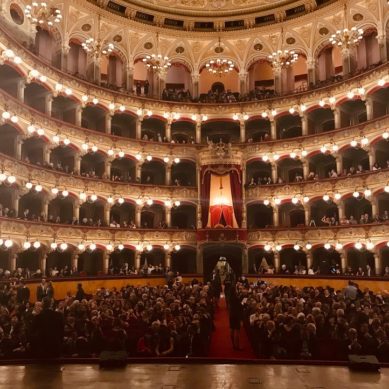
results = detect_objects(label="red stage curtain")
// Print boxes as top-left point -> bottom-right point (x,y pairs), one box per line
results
209,205 -> 234,227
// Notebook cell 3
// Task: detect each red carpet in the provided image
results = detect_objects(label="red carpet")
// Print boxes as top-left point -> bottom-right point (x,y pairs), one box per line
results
208,294 -> 256,359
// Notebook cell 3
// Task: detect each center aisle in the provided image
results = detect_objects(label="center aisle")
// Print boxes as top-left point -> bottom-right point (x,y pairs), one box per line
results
208,294 -> 256,359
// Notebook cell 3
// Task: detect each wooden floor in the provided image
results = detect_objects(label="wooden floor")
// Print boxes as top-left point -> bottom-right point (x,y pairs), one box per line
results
0,364 -> 388,389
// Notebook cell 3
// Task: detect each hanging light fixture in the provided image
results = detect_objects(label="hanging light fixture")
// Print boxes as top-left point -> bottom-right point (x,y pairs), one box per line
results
329,3 -> 363,49
82,15 -> 114,57
268,27 -> 298,69
24,1 -> 62,27
204,37 -> 235,75
142,33 -> 171,75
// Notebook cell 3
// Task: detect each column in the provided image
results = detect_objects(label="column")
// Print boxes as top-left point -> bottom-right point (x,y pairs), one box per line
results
306,250 -> 313,270
13,194 -> 19,217
242,246 -> 248,274
302,160 -> 309,179
136,118 -> 142,140
126,64 -> 134,92
340,249 -> 347,273
45,94 -> 53,116
371,197 -> 378,218
273,206 -> 279,226
105,113 -> 112,134
15,136 -> 22,159
43,144 -> 51,164
338,201 -> 345,221
273,67 -> 282,95
241,165 -> 247,228
374,250 -> 382,276
102,250 -> 109,274
341,47 -> 357,78
369,146 -> 376,169
92,54 -> 101,85
271,163 -> 277,183
165,251 -> 172,269
74,154 -> 81,174
135,251 -> 141,270
165,163 -> 171,186
195,121 -> 202,143
191,73 -> 200,99
239,119 -> 246,143
377,34 -> 388,63
196,245 -> 203,274
301,114 -> 308,136
273,250 -> 280,273
307,58 -> 316,86
304,206 -> 311,226
9,253 -> 17,272
135,205 -> 142,227
40,252 -> 47,275
73,202 -> 80,220
334,107 -> 341,129
61,45 -> 70,72
197,166 -> 202,228
166,206 -> 172,227
104,204 -> 111,225
270,119 -> 276,140
365,97 -> 373,121
166,119 -> 172,142
43,199 -> 49,220
136,161 -> 142,182
239,71 -> 248,95
336,156 -> 343,175
17,79 -> 25,102
75,106 -> 82,127
105,160 -> 111,179
71,252 -> 78,272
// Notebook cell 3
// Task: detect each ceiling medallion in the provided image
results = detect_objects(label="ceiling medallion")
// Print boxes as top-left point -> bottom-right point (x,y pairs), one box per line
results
353,13 -> 363,21
319,27 -> 329,36
144,42 -> 153,50
254,43 -> 263,51
329,4 -> 363,49
82,23 -> 91,31
24,0 -> 62,27
142,33 -> 171,75
176,46 -> 185,54
205,38 -> 235,75
286,37 -> 296,45
113,35 -> 122,42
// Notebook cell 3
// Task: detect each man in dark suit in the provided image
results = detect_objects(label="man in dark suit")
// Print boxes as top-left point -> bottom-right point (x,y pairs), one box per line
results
36,279 -> 47,301
29,297 -> 64,358
16,281 -> 30,304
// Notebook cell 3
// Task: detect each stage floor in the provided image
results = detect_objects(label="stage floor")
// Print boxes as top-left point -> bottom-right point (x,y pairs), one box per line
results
0,364 -> 388,389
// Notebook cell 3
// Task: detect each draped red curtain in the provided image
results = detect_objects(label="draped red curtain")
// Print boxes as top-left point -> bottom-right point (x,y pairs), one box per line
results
229,169 -> 242,227
201,167 -> 211,227
209,205 -> 233,227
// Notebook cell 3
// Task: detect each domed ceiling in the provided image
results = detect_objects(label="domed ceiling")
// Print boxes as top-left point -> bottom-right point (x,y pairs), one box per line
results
123,0 -> 298,17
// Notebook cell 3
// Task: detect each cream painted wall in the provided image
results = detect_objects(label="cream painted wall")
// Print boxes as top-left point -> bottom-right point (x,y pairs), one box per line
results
166,63 -> 191,89
199,69 -> 239,93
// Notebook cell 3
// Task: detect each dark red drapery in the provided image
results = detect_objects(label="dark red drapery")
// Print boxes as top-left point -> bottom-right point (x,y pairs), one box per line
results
229,169 -> 242,227
201,167 -> 211,227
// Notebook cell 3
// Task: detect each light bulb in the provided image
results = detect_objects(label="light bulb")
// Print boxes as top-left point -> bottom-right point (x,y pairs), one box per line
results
274,198 -> 281,205
146,155 -> 152,161
385,185 -> 389,193
163,157 -> 170,163
146,244 -> 153,251
7,176 -> 16,184
118,244 -> 124,251
303,196 -> 309,203
107,196 -> 114,204
51,187 -> 59,195
366,241 -> 374,250
294,244 -> 300,251
118,197 -> 124,204
118,151 -> 125,158
60,243 -> 68,251
33,241 -> 41,249
383,131 -> 389,140
264,244 -> 272,252
63,138 -> 70,146
174,244 -> 181,251
350,140 -> 358,148
323,194 -> 330,202
273,153 -> 280,161
292,197 -> 299,205
262,155 -> 269,162
89,243 -> 97,251
78,243 -> 85,251
353,191 -> 360,198
275,244 -> 282,252
174,158 -> 180,164
354,242 -> 363,250
334,193 -> 341,200
174,201 -> 181,207
90,194 -> 98,202
163,243 -> 170,250
35,184 -> 42,192
50,242 -> 58,250
263,199 -> 270,206
364,189 -> 371,197
165,200 -> 172,207
146,199 -> 153,206
108,149 -> 114,156
4,239 -> 13,248
335,242 -> 343,250
324,243 -> 331,250
106,244 -> 113,252
62,190 -> 69,197
26,182 -> 33,189
305,243 -> 312,250
23,241 -> 31,250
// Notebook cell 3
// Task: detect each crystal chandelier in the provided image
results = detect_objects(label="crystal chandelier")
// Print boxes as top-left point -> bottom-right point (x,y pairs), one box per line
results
82,38 -> 114,56
142,33 -> 171,75
205,38 -> 235,75
329,4 -> 363,49
24,1 -> 62,27
268,28 -> 298,69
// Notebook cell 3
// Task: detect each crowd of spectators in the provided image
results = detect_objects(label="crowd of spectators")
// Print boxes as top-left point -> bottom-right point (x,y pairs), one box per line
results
240,280 -> 389,361
0,277 -> 214,359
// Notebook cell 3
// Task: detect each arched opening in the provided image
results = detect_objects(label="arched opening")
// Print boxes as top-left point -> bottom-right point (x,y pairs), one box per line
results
111,112 -> 137,138
51,95 -> 78,124
248,247 -> 274,274
247,203 -> 273,228
342,147 -> 369,175
16,248 -> 41,272
80,152 -> 106,178
133,60 -> 149,96
356,30 -> 381,71
279,202 -> 305,227
67,40 -> 87,77
317,45 -> 342,83
24,82 -> 50,113
141,160 -> 166,185
0,249 -> 11,271
202,244 -> 243,278
47,196 -> 74,224
171,248 -> 197,274
380,246 -> 389,275
81,105 -> 107,132
18,191 -> 44,220
312,247 -> 341,275
109,248 -> 135,274
201,120 -> 240,143
163,63 -> 192,101
140,203 -> 166,228
50,145 -> 76,173
347,248 -> 375,274
0,186 -> 15,215
199,68 -> 239,103
373,139 -> 389,168
338,100 -> 367,127
276,113 -> 302,139
277,158 -> 303,183
280,248 -> 307,273
101,54 -> 124,89
22,136 -> 47,165
246,160 -> 272,186
307,108 -> 335,134
171,120 -> 196,143
308,153 -> 337,179
46,250 -> 72,275
376,192 -> 389,220
0,64 -> 22,97
110,202 -> 136,227
310,198 -> 338,226
171,204 -> 196,229
0,124 -> 19,158
140,248 -> 165,270
344,196 -> 372,223
248,60 -> 275,99
141,117 -> 166,141
171,161 -> 196,186
35,27 -> 60,66
246,118 -> 271,142
369,88 -> 389,119
79,200 -> 105,226
111,157 -> 136,182
78,249 -> 104,275
282,55 -> 308,93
